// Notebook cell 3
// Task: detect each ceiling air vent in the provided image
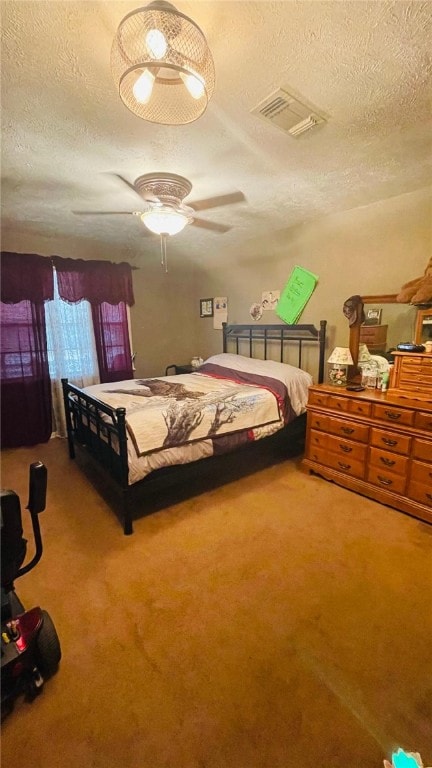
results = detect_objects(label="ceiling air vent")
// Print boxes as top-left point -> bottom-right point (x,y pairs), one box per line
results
251,88 -> 325,137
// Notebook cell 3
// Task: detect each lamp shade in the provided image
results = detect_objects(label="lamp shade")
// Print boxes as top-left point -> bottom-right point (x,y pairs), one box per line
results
327,347 -> 354,365
111,1 -> 215,125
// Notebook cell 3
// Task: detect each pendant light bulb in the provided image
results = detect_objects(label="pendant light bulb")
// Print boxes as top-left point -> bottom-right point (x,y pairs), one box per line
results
145,28 -> 167,59
133,69 -> 155,104
181,71 -> 205,100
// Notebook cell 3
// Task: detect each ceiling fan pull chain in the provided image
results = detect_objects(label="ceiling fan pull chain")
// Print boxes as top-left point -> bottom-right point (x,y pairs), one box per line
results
160,233 -> 168,273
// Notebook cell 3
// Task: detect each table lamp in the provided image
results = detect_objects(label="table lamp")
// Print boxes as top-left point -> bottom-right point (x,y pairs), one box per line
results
327,347 -> 354,386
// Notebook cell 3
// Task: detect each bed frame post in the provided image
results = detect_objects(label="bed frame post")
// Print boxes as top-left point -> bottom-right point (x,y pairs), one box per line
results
61,378 -> 75,459
116,407 -> 133,535
318,320 -> 327,384
222,322 -> 227,352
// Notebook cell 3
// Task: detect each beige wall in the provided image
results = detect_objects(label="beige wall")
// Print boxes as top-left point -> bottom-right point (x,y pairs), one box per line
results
2,185 -> 431,379
192,186 -> 432,372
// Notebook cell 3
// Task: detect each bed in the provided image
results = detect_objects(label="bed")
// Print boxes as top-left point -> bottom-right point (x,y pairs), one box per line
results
62,321 -> 327,534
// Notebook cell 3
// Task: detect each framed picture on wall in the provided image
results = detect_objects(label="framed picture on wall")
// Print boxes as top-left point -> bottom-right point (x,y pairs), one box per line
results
200,298 -> 214,317
364,308 -> 382,325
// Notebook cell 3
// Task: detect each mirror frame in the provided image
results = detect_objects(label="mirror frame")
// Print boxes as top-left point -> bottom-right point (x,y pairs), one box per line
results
414,307 -> 432,344
347,294 -> 398,372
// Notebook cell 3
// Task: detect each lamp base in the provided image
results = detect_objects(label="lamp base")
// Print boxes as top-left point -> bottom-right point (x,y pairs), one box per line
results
328,364 -> 348,386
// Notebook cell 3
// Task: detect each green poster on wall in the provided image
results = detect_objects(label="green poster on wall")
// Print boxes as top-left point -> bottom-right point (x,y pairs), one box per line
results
276,266 -> 319,324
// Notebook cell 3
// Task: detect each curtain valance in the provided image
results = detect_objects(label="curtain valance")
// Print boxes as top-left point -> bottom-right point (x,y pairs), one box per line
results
1,252 -> 54,304
1,253 -> 135,306
52,257 -> 135,306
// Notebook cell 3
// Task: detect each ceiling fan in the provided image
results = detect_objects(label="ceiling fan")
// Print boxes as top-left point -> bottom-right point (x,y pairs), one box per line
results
73,173 -> 246,270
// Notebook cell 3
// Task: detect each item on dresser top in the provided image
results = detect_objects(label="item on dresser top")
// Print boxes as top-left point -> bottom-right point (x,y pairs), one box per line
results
396,343 -> 426,353
327,347 -> 353,387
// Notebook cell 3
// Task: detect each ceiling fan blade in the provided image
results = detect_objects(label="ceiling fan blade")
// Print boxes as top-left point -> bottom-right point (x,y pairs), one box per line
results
111,174 -> 142,196
191,218 -> 232,234
188,191 -> 246,212
72,210 -> 138,216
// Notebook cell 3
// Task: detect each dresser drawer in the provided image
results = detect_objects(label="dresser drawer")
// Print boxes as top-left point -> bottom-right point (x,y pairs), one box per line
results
306,444 -> 365,479
410,460 -> 432,485
325,451 -> 365,479
370,428 -> 411,455
309,429 -> 328,450
369,447 -> 409,476
308,392 -> 330,408
308,413 -> 329,432
348,399 -> 372,417
415,411 -> 432,433
407,481 -> 432,508
413,438 -> 432,463
367,466 -> 406,495
372,403 -> 414,427
326,417 -> 369,443
327,434 -> 367,462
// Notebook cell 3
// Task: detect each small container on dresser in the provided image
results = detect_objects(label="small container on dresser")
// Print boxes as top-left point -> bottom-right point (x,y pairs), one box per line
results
302,379 -> 432,525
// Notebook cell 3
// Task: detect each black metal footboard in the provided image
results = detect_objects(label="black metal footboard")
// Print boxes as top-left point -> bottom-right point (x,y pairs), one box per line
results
61,379 -> 134,535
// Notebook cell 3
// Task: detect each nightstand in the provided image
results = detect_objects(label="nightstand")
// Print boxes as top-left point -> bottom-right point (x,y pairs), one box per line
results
165,364 -> 194,376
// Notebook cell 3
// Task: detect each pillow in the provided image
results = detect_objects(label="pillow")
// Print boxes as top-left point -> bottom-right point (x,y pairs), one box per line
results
201,353 -> 313,415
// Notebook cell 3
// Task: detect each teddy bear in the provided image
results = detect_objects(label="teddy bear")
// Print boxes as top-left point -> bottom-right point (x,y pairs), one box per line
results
396,257 -> 432,304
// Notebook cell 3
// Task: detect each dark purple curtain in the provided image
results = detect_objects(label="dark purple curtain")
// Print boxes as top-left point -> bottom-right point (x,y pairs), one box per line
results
1,253 -> 54,448
52,257 -> 134,306
0,300 -> 52,448
92,302 -> 133,383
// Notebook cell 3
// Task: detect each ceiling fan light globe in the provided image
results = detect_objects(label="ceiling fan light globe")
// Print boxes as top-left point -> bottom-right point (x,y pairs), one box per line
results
140,207 -> 191,235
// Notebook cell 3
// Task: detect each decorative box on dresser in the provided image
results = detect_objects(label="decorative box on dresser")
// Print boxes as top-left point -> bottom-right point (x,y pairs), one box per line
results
302,359 -> 432,524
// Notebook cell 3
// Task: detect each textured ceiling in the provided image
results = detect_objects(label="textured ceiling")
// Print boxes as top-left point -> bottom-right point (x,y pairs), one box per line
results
1,0 -> 432,263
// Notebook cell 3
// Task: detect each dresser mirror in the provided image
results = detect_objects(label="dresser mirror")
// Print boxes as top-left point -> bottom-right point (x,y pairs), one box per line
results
414,307 -> 432,344
346,294 -> 418,369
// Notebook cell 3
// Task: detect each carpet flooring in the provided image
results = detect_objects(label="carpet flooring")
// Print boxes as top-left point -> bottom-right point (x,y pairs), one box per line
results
1,438 -> 431,768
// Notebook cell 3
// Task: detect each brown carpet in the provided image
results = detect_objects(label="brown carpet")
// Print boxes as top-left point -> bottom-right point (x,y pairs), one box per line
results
1,438 -> 431,768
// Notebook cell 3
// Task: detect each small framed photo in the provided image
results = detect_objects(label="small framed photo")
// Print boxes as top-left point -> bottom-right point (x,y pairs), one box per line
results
364,307 -> 382,325
200,298 -> 214,318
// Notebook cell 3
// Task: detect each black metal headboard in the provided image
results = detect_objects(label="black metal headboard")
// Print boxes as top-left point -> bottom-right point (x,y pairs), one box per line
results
222,321 -> 327,384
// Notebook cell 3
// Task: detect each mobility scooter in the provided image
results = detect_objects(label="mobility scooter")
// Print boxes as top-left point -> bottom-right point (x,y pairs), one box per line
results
1,462 -> 61,719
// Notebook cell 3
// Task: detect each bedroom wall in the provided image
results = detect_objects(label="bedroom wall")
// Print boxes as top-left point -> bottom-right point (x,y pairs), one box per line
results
191,186 -> 432,371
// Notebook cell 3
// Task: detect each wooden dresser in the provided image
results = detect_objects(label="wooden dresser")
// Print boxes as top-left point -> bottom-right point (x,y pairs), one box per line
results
302,381 -> 432,525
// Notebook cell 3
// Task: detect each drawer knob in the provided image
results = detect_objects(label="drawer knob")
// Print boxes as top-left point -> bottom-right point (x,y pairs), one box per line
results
378,475 -> 393,486
341,427 -> 354,435
382,438 -> 397,447
338,462 -> 351,470
340,444 -> 352,453
385,410 -> 401,421
380,457 -> 395,467
427,493 -> 432,501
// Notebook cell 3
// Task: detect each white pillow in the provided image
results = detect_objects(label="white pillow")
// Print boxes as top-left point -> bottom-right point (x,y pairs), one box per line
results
201,353 -> 312,415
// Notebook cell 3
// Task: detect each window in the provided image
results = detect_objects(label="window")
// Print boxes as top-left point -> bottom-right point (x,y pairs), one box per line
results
45,270 -> 99,382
